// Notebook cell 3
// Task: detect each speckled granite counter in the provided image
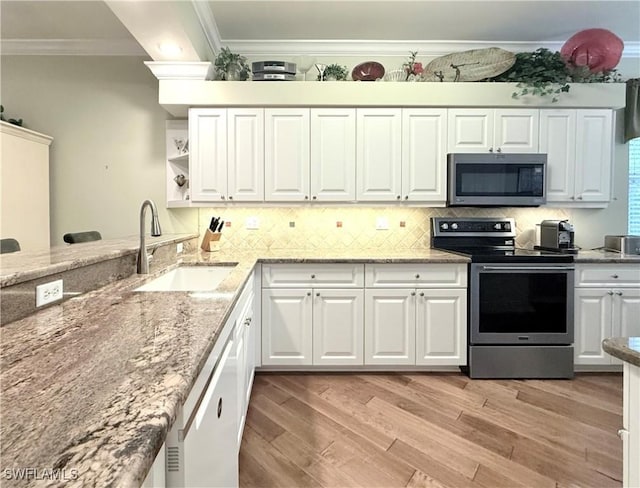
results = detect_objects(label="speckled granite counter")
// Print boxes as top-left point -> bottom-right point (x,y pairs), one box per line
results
603,337 -> 640,367
575,249 -> 640,263
0,247 -> 467,487
0,234 -> 198,287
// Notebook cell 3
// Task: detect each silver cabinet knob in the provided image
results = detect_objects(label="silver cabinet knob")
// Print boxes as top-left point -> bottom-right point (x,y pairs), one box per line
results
217,398 -> 223,418
415,274 -> 420,279
221,195 -> 226,200
397,195 -> 401,200
489,147 -> 494,153
405,196 -> 409,200
608,291 -> 614,295
615,291 -> 623,296
312,196 -> 317,200
304,196 -> 309,200
306,292 -> 311,296
618,428 -> 627,439
612,274 -> 619,279
570,196 -> 575,200
419,292 -> 425,297
316,292 -> 320,297
497,147 -> 502,153
311,274 -> 315,279
411,291 -> 416,296
228,196 -> 233,200
577,196 -> 583,200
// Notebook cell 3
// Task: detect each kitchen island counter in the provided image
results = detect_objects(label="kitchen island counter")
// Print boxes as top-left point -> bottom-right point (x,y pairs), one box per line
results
603,337 -> 640,367
0,246 -> 467,487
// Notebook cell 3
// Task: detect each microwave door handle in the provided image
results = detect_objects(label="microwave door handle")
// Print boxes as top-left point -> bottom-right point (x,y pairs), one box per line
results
481,266 -> 575,271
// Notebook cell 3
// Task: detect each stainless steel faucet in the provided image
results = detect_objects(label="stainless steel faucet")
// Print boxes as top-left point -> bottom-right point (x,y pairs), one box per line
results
137,199 -> 162,274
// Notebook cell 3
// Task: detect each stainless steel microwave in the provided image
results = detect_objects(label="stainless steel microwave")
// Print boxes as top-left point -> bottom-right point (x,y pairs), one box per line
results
447,153 -> 547,207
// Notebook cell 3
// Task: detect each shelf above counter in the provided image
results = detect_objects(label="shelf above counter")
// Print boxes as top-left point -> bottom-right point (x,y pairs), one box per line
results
158,80 -> 626,117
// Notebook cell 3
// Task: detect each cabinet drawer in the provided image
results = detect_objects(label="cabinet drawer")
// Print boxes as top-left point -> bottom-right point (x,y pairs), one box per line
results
576,264 -> 640,287
262,263 -> 364,288
365,263 -> 467,288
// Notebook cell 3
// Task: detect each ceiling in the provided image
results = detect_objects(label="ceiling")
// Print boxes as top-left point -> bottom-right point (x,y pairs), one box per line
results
1,0 -> 639,60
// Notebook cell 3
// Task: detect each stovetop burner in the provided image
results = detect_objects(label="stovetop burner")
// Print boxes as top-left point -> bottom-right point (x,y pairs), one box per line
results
431,217 -> 574,263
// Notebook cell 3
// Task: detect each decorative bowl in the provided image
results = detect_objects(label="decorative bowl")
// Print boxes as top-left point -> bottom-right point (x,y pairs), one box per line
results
384,69 -> 407,82
352,61 -> 385,81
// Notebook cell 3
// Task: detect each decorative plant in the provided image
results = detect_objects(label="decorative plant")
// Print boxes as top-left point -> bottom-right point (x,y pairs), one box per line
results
491,48 -> 621,102
403,51 -> 424,80
213,47 -> 251,81
317,64 -> 348,81
0,105 -> 23,127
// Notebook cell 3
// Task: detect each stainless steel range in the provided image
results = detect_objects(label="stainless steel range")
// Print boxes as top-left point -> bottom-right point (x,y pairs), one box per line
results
431,217 -> 575,379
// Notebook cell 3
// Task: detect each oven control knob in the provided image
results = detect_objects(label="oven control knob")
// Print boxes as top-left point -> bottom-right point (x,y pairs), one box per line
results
451,223 -> 458,230
441,223 -> 449,230
494,223 -> 502,230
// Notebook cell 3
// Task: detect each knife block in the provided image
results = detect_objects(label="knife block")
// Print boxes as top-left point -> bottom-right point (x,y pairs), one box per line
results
200,229 -> 221,252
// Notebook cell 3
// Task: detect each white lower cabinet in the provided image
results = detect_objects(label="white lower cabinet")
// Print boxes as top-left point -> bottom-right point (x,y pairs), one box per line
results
165,273 -> 256,487
142,444 -> 166,488
574,264 -> 640,367
416,289 -> 467,365
262,289 -> 313,365
622,362 -> 640,488
313,289 -> 364,365
364,289 -> 415,365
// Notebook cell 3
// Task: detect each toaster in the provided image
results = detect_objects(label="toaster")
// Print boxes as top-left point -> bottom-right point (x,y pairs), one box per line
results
604,235 -> 640,255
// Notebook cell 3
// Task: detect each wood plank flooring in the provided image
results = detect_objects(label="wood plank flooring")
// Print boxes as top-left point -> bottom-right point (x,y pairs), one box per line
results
239,373 -> 623,488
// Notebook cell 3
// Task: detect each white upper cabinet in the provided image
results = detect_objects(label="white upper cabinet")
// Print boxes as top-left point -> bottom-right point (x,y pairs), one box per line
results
265,108 -> 310,201
310,109 -> 356,201
228,109 -> 264,201
356,108 -> 402,201
575,110 -> 612,203
540,109 -> 613,206
189,108 -> 227,201
448,109 -> 539,153
402,109 -> 448,203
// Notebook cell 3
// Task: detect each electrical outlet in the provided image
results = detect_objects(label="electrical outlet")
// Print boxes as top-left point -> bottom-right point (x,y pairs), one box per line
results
36,279 -> 63,307
176,242 -> 184,254
376,217 -> 389,230
246,216 -> 260,230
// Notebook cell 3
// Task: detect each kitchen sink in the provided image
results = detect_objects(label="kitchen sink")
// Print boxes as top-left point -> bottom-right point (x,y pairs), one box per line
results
135,265 -> 236,292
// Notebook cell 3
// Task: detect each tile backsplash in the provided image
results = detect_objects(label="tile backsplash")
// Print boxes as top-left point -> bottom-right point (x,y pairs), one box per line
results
198,206 -> 570,251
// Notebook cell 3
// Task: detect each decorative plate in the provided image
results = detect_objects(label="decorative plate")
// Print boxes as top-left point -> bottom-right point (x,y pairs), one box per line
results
424,47 -> 516,82
561,28 -> 624,73
352,61 -> 385,81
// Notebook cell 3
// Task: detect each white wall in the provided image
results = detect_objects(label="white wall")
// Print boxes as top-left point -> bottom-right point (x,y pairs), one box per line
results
0,55 -> 198,246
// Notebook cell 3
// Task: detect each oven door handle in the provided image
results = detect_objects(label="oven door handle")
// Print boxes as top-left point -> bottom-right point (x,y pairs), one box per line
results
480,265 -> 575,271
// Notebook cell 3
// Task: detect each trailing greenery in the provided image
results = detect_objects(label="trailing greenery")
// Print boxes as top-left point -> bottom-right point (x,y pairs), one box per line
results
318,64 -> 348,81
0,105 -> 23,127
213,47 -> 251,81
490,48 -> 621,102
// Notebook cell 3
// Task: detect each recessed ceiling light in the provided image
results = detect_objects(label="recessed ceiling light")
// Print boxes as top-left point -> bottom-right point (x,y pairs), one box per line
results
158,42 -> 183,57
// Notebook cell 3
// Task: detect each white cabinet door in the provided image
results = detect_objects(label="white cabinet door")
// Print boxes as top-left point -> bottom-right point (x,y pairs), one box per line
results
183,339 -> 238,488
265,108 -> 310,201
364,289 -> 415,365
262,289 -> 313,365
228,108 -> 264,201
189,108 -> 227,202
575,110 -> 612,203
613,288 -> 640,343
356,109 -> 402,201
539,109 -> 577,203
313,289 -> 364,365
310,109 -> 356,201
142,444 -> 165,488
416,289 -> 467,366
448,109 -> 538,153
447,109 -> 493,153
574,289 -> 612,365
494,109 -> 539,153
234,323 -> 246,449
402,109 -> 447,202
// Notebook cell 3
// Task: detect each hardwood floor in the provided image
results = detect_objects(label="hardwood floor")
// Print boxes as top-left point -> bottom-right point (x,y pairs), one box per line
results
239,373 -> 623,488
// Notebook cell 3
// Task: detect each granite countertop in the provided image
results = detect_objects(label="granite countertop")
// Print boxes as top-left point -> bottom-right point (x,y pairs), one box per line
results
0,246 -> 469,487
603,337 -> 640,368
0,234 -> 198,287
574,249 -> 640,263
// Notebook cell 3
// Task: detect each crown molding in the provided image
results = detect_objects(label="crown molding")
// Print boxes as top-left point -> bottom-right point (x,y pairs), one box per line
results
0,39 -> 147,56
191,0 -> 222,56
223,39 -> 640,58
0,121 -> 53,145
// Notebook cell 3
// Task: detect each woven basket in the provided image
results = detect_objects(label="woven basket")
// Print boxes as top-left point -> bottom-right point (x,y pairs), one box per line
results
384,69 -> 407,82
425,47 -> 516,82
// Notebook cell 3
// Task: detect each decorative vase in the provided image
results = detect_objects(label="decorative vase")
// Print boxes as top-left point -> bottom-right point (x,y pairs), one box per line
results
225,63 -> 241,81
